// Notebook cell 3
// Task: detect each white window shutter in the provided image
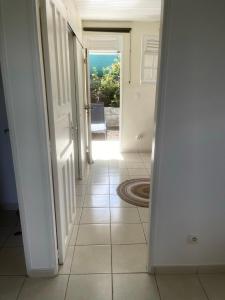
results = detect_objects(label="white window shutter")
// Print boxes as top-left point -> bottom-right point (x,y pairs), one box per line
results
141,35 -> 159,84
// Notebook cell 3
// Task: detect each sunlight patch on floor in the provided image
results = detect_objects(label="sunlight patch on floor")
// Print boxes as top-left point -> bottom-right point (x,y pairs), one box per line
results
92,140 -> 123,161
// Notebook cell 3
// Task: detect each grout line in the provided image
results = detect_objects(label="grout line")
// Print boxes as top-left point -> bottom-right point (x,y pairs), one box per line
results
109,193 -> 114,300
68,231 -> 79,274
79,221 -> 142,225
75,242 -> 147,246
65,176 -> 91,298
66,271 -> 153,276
197,274 -> 210,300
154,274 -> 163,300
137,209 -> 148,243
16,276 -> 26,300
0,274 -> 26,277
63,274 -> 70,300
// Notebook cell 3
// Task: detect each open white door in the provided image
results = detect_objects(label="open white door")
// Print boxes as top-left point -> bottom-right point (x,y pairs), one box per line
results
68,29 -> 82,179
41,0 -> 76,263
84,49 -> 93,164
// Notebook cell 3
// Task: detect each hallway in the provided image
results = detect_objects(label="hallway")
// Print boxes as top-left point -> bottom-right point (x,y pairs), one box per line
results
67,146 -> 151,298
1,148 -> 225,299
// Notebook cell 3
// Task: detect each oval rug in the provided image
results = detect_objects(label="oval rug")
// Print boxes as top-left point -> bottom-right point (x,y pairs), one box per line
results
117,178 -> 150,207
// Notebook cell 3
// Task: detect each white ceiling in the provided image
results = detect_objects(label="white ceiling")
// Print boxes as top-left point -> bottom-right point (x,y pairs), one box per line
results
75,0 -> 161,22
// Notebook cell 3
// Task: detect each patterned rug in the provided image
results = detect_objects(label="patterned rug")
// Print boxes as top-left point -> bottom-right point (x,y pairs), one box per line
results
117,178 -> 150,207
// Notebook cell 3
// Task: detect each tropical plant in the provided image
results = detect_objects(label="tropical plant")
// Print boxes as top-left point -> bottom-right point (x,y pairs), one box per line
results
90,59 -> 120,107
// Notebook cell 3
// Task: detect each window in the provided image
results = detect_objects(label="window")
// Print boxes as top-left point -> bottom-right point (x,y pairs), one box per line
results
141,35 -> 159,84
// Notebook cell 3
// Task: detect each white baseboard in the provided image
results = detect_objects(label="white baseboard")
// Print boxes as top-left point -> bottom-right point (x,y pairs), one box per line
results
27,266 -> 58,278
151,265 -> 225,274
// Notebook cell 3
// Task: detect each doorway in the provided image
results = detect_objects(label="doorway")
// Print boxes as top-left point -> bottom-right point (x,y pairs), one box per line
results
0,70 -> 26,275
88,51 -> 121,160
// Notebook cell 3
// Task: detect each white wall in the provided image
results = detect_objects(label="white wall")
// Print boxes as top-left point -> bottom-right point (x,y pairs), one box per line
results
83,21 -> 160,152
122,22 -> 159,152
0,70 -> 18,210
65,0 -> 82,40
150,0 -> 225,268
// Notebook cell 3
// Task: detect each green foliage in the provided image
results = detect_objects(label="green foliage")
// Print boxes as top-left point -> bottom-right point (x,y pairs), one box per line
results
90,59 -> 120,107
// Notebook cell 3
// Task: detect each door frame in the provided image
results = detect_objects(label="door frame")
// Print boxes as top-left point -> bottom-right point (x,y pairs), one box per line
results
84,48 -> 94,164
68,27 -> 83,179
85,47 -> 122,151
83,32 -> 126,153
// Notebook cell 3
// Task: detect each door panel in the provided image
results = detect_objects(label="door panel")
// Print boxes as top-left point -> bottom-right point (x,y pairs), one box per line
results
41,0 -> 76,263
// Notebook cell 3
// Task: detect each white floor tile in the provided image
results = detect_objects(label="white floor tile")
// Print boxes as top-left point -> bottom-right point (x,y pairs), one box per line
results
146,168 -> 151,175
88,168 -> 109,176
59,246 -> 74,274
89,175 -> 109,184
0,276 -> 24,300
113,274 -> 160,300
75,196 -> 84,208
110,208 -> 140,223
71,245 -> 111,274
110,195 -> 135,208
0,211 -> 18,228
90,166 -> 109,173
128,168 -> 149,176
80,208 -> 110,224
84,195 -> 110,207
142,223 -> 150,241
74,208 -> 82,224
199,274 -> 225,300
0,228 -> 12,247
121,153 -> 142,162
0,247 -> 26,275
156,275 -> 207,300
111,224 -> 146,244
110,184 -> 119,195
76,185 -> 87,197
69,225 -> 79,245
18,276 -> 68,300
76,224 -> 110,245
87,184 -> 109,195
109,175 -> 130,184
108,169 -> 129,176
112,244 -> 147,273
109,161 -> 127,169
125,162 -> 146,169
76,177 -> 89,185
66,274 -> 112,300
138,208 -> 150,223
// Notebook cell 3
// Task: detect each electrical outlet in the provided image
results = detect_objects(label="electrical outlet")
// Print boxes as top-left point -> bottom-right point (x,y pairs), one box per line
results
187,234 -> 199,244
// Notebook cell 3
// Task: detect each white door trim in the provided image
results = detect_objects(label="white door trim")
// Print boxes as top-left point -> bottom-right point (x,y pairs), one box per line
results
148,0 -> 167,272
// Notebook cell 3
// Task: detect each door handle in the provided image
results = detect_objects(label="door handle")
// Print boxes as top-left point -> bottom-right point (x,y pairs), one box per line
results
84,105 -> 93,111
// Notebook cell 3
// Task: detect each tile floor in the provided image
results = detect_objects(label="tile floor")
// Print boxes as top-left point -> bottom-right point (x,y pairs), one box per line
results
0,147 -> 225,299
